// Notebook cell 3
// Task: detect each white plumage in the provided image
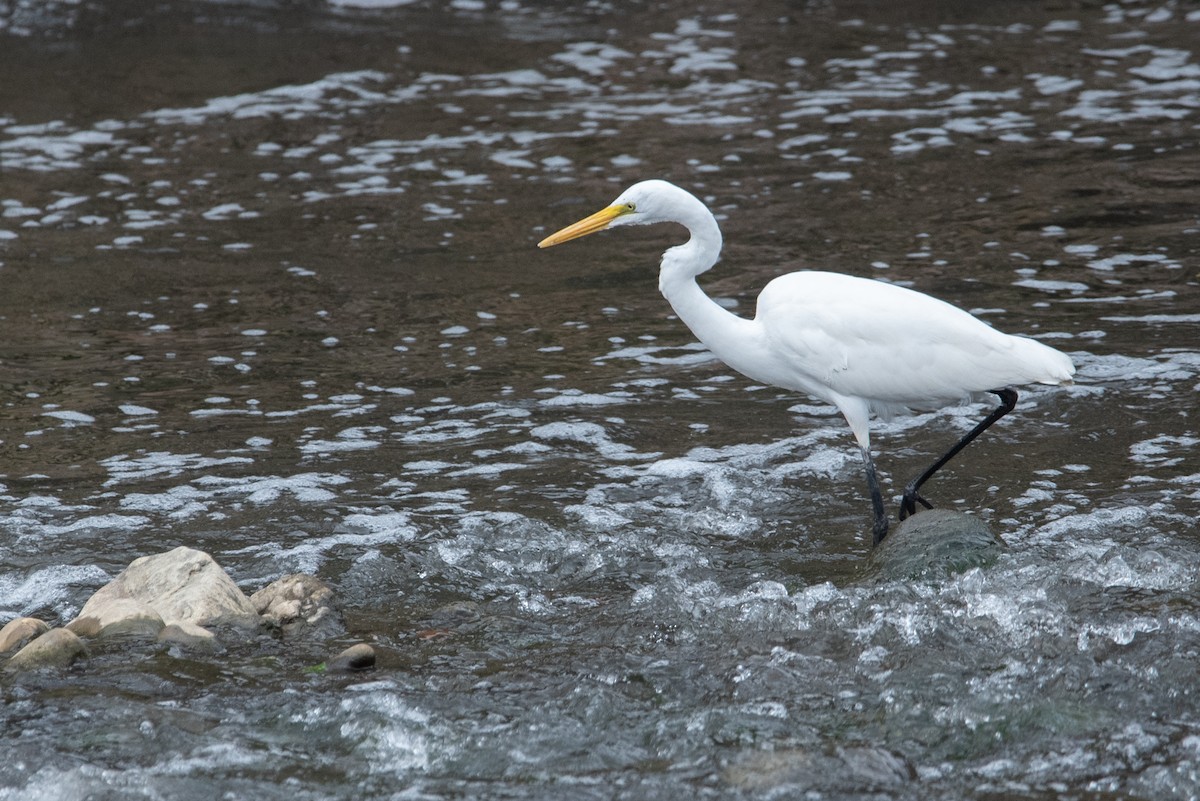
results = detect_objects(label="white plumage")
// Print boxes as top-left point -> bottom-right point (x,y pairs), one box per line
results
539,179 -> 1074,545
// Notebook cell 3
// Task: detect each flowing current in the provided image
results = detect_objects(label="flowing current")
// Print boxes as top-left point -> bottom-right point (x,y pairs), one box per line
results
1,1 -> 1199,798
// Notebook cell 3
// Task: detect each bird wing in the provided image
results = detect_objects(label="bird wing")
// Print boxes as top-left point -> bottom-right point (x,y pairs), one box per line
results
754,271 -> 1055,409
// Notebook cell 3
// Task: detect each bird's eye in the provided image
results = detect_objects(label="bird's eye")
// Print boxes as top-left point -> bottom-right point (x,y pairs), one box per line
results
624,202 -> 636,212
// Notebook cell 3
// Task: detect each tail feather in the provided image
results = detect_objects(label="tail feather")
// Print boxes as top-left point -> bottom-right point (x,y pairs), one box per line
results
1020,336 -> 1075,387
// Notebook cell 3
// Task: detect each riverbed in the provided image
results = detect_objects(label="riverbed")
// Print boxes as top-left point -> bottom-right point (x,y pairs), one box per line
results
2,1 -> 1199,798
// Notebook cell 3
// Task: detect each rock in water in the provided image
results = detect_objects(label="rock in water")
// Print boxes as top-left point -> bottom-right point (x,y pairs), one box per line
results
74,546 -> 261,631
867,508 -> 1006,581
328,643 -> 376,672
251,574 -> 346,640
724,745 -> 915,792
158,621 -> 221,653
0,618 -> 51,654
5,628 -> 86,673
250,575 -> 345,637
67,597 -> 165,640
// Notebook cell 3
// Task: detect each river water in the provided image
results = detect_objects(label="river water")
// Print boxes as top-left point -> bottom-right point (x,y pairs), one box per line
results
1,0 -> 1199,798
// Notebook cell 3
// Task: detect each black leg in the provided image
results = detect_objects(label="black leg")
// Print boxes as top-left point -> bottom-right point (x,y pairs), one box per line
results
899,388 -> 1018,521
860,445 -> 889,546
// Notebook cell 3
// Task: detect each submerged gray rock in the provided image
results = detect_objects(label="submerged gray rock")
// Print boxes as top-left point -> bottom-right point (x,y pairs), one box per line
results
158,621 -> 222,653
867,508 -> 1007,581
724,745 -> 916,792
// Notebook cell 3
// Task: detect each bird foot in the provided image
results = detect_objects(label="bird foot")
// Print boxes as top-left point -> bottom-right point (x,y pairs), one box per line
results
872,516 -> 889,547
899,489 -> 934,521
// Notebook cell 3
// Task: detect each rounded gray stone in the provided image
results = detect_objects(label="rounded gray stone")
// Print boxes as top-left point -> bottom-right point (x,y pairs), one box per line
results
867,508 -> 1006,581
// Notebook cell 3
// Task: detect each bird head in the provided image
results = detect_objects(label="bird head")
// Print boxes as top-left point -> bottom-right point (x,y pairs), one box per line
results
537,180 -> 695,248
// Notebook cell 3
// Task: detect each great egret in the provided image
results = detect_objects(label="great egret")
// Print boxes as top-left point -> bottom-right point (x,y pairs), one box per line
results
538,179 -> 1075,546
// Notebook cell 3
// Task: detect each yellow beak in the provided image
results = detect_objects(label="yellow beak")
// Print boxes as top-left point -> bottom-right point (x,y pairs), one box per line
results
538,204 -> 630,248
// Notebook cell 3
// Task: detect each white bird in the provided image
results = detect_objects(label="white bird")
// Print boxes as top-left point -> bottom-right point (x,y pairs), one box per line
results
538,179 -> 1075,546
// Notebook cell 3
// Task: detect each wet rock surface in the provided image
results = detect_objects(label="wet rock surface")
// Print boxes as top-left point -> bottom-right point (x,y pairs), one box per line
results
158,621 -> 222,653
67,596 -> 166,639
252,573 -> 346,640
2,549 -> 361,673
5,628 -> 86,673
0,617 -> 50,654
724,745 -> 917,793
73,546 -> 262,631
867,509 -> 1007,581
327,643 -> 376,672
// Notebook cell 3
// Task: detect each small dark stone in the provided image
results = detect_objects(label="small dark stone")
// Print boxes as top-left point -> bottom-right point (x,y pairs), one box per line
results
328,643 -> 376,672
429,600 -> 482,627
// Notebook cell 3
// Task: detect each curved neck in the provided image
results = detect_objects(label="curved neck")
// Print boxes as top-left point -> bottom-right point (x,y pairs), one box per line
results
657,193 -> 723,280
657,216 -> 759,376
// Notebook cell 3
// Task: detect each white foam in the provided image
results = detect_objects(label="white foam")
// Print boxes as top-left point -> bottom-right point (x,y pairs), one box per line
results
41,410 -> 95,425
192,473 -> 351,504
147,71 -> 391,125
100,451 -> 255,486
551,42 -> 633,77
595,341 -> 714,366
1073,352 -> 1197,383
0,564 -> 111,621
0,128 -> 123,171
328,0 -> 420,8
1030,74 -> 1083,95
537,390 -> 629,407
299,437 -> 381,456
1013,278 -> 1089,292
1130,435 -> 1199,466
1101,313 -> 1200,324
531,421 -> 660,461
340,511 -> 419,541
331,692 -> 437,774
1086,252 -> 1177,271
36,513 -> 151,538
119,486 -> 209,518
